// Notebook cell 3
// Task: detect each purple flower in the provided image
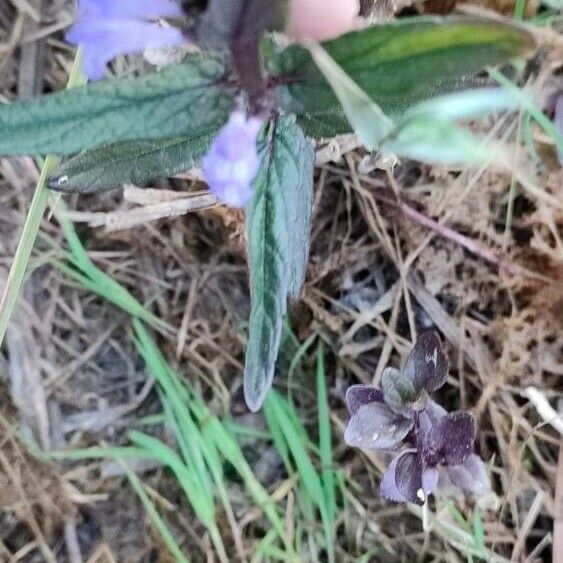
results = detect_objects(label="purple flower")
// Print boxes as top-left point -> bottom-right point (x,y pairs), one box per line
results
202,111 -> 264,207
66,0 -> 184,80
381,331 -> 449,411
344,331 -> 490,504
379,410 -> 477,503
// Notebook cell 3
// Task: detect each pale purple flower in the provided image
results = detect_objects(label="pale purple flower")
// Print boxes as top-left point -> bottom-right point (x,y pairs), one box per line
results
66,0 -> 184,80
202,111 -> 264,207
344,331 -> 490,504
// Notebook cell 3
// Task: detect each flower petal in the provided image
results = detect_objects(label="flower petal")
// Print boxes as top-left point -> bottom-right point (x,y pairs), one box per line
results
202,111 -> 264,207
344,402 -> 413,450
418,399 -> 447,440
446,454 -> 491,497
402,331 -> 449,394
421,466 -> 439,496
379,455 -> 407,502
430,411 -> 476,465
395,451 -> 424,504
345,384 -> 384,416
66,1 -> 184,80
75,0 -> 182,20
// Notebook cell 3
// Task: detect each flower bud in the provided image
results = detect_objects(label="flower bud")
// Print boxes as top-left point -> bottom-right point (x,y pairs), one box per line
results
202,111 -> 264,207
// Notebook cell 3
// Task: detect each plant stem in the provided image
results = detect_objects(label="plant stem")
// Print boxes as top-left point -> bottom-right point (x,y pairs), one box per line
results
0,156 -> 57,345
0,50 -> 84,346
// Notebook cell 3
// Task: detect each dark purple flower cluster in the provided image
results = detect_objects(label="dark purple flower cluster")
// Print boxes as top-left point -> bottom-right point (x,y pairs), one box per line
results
345,332 -> 490,504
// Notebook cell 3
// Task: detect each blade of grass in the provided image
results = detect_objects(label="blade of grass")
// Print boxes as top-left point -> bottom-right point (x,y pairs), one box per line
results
120,460 -> 190,563
514,0 -> 527,19
287,330 -> 317,406
51,202 -> 172,333
48,224 -> 295,558
265,391 -> 334,562
0,50 -> 84,346
133,321 -> 213,499
316,343 -> 336,521
128,430 -> 228,563
473,509 -> 485,552
184,384 -> 297,557
133,319 -> 295,559
488,67 -> 563,154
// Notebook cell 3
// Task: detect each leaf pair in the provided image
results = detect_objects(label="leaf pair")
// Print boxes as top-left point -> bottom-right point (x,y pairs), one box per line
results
0,15 -> 534,194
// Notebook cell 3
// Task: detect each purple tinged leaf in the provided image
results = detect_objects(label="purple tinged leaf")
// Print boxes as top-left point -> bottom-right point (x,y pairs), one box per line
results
66,0 -> 184,80
402,331 -> 449,394
344,402 -> 414,450
421,466 -> 439,496
418,399 -> 447,440
395,451 -> 425,504
380,455 -> 407,502
202,111 -> 264,207
345,384 -> 384,416
445,454 -> 491,497
428,411 -> 476,465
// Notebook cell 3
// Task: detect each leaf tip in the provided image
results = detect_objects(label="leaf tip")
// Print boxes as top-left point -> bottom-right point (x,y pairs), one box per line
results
243,369 -> 272,412
46,172 -> 70,192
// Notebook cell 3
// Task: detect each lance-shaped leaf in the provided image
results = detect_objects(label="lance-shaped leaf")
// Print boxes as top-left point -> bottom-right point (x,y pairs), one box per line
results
244,116 -> 314,411
0,54 -> 234,156
270,16 -> 536,137
48,134 -> 217,193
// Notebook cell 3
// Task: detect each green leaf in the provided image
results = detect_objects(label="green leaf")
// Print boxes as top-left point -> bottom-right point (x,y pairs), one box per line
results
0,54 -> 234,156
383,115 -> 505,165
305,42 -> 393,150
270,15 -> 535,137
244,116 -> 314,411
380,367 -> 419,410
48,134 -> 216,193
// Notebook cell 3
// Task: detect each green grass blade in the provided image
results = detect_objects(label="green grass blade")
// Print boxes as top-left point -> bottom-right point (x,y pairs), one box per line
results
265,391 -> 334,562
51,204 -> 171,333
133,320 -> 214,499
473,509 -> 485,551
0,50 -> 84,346
185,386 -> 296,556
488,67 -> 563,154
316,343 -> 336,520
121,461 -> 191,563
